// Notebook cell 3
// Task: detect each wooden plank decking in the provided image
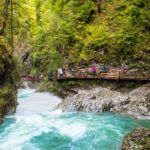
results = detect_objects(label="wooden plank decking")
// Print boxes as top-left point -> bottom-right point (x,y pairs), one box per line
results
57,71 -> 150,81
21,69 -> 150,82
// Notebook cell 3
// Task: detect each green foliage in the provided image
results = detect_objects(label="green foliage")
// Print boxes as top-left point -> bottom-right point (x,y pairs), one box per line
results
0,37 -> 19,118
28,0 -> 149,72
2,0 -> 149,75
0,37 -> 20,85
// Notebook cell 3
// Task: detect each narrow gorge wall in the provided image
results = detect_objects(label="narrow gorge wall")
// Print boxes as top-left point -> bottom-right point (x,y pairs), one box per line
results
0,38 -> 19,123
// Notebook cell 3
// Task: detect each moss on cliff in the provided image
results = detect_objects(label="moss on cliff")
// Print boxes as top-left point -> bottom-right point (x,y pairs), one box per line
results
0,37 -> 19,123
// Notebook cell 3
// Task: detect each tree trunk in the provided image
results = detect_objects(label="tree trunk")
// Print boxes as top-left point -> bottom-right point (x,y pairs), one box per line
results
97,0 -> 101,13
10,0 -> 14,49
0,0 -> 10,35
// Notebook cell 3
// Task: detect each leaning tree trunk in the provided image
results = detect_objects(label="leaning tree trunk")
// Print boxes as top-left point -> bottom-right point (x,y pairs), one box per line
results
0,0 -> 10,35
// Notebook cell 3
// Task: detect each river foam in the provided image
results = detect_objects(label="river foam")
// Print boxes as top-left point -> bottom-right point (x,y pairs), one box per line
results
0,89 -> 87,150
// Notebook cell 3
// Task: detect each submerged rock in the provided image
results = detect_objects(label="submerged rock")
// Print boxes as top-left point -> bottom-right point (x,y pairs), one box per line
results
121,128 -> 150,150
58,83 -> 150,118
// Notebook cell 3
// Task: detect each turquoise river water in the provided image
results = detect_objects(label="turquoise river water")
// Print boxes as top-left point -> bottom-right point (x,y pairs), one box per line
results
0,89 -> 150,150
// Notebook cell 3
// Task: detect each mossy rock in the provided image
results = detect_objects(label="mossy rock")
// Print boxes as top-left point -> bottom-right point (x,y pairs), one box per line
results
122,128 -> 150,150
0,99 -> 7,114
0,37 -> 20,122
0,86 -> 10,96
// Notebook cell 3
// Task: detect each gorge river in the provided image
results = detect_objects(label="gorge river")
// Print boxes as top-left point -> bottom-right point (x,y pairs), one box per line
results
0,89 -> 150,150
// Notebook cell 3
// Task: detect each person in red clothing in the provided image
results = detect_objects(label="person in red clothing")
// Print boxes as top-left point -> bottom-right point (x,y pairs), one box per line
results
91,66 -> 97,74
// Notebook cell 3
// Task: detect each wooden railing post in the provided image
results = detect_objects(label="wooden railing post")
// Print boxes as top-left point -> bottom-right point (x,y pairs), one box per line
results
135,71 -> 137,80
118,71 -> 120,80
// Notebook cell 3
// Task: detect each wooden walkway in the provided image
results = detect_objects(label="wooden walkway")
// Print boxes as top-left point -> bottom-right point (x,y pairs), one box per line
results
21,69 -> 150,82
57,71 -> 150,81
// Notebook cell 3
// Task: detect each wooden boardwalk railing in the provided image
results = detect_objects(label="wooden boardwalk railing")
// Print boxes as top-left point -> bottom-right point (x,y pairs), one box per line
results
57,71 -> 150,81
21,69 -> 150,82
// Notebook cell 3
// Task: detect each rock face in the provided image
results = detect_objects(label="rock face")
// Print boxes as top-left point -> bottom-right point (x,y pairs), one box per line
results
113,84 -> 150,118
0,40 -> 19,123
58,87 -> 125,112
121,128 -> 150,150
58,83 -> 150,118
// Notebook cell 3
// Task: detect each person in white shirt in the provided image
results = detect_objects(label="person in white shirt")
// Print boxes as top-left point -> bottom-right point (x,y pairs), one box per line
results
57,68 -> 63,78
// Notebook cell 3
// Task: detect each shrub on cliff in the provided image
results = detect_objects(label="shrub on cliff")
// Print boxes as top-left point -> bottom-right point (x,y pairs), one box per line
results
0,38 -> 19,121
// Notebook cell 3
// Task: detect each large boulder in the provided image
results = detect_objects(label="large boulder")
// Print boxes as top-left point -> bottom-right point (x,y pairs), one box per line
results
58,87 -> 126,112
58,83 -> 150,118
121,128 -> 150,150
112,83 -> 150,118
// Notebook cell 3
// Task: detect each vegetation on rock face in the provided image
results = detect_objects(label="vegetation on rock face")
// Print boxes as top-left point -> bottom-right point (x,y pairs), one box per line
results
0,0 -> 19,122
1,0 -> 149,76
9,0 -> 149,76
0,37 -> 19,122
37,79 -> 104,98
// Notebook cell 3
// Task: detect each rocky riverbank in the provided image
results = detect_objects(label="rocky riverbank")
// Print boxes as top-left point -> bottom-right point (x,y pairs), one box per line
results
121,128 -> 150,150
58,83 -> 150,119
58,83 -> 150,149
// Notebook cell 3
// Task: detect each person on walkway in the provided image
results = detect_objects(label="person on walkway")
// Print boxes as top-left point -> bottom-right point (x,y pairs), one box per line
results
91,66 -> 97,74
49,71 -> 53,80
39,74 -> 44,81
100,65 -> 108,73
57,67 -> 63,78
